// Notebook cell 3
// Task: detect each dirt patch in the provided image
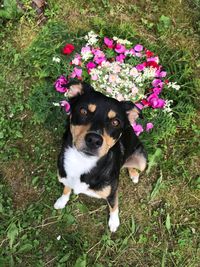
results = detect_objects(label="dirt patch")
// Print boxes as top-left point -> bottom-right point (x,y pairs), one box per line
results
1,159 -> 41,209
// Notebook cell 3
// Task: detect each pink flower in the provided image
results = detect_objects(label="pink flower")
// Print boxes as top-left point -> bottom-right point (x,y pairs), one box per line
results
152,79 -> 163,88
106,87 -> 113,93
116,93 -> 124,101
132,123 -> 144,136
136,63 -> 146,71
54,75 -> 68,93
60,100 -> 71,113
94,56 -> 106,64
70,67 -> 82,78
86,61 -> 96,69
147,56 -> 159,63
131,86 -> 139,95
72,54 -> 81,65
135,52 -> 142,57
104,37 -> 114,48
91,74 -> 98,80
153,87 -> 162,94
134,44 -> 143,52
135,103 -> 144,110
81,46 -> 91,54
115,43 -> 126,53
109,74 -> 118,83
147,94 -> 165,109
116,54 -> 126,63
146,123 -> 154,131
155,70 -> 167,78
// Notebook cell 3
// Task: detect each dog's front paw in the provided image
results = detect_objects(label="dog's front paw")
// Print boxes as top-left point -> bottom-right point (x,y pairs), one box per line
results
54,195 -> 69,209
131,174 -> 139,184
108,214 -> 120,232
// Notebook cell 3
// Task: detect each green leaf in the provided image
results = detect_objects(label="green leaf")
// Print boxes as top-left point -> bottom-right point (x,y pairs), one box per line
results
74,254 -> 87,267
165,213 -> 171,231
146,148 -> 162,174
149,172 -> 163,200
59,252 -> 71,263
18,243 -> 33,253
7,222 -> 18,248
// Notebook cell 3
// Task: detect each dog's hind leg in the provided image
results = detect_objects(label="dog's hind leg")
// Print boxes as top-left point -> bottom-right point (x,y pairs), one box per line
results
123,146 -> 147,184
54,186 -> 71,209
107,191 -> 120,232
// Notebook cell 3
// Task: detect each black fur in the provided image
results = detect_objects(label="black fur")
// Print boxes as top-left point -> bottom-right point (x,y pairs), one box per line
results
57,82 -> 147,203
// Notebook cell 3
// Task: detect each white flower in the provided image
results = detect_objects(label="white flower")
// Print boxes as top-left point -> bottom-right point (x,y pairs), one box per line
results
85,31 -> 99,46
52,56 -> 61,63
57,235 -> 61,240
163,99 -> 173,116
167,82 -> 180,90
113,36 -> 132,45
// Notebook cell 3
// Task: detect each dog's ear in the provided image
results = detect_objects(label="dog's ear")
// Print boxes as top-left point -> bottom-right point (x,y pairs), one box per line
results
67,80 -> 94,98
121,101 -> 143,124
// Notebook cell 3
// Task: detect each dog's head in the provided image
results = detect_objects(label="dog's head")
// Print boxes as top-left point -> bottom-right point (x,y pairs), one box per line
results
67,81 -> 141,157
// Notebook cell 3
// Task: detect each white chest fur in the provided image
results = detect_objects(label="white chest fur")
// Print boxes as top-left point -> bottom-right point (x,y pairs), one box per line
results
59,147 -> 100,198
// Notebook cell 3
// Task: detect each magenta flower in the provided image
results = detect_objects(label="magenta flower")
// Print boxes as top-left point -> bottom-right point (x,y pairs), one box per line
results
94,56 -> 106,64
136,63 -> 146,71
116,54 -> 126,63
132,123 -> 144,136
135,103 -> 144,110
60,100 -> 71,113
155,70 -> 167,78
70,67 -> 82,78
146,123 -> 154,131
147,56 -> 159,63
134,44 -> 143,52
104,37 -> 114,48
54,75 -> 68,93
86,61 -> 96,69
152,79 -> 163,88
115,43 -> 126,53
153,87 -> 162,94
147,94 -> 165,109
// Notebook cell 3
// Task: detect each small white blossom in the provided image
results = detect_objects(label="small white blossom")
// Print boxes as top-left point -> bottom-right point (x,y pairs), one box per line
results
52,56 -> 61,63
167,82 -> 181,90
163,99 -> 173,116
57,235 -> 61,240
113,36 -> 132,45
85,31 -> 99,46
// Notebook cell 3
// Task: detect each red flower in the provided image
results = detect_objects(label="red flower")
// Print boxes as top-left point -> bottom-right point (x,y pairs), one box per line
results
164,79 -> 169,84
146,50 -> 154,58
141,99 -> 150,106
146,61 -> 159,69
62,44 -> 75,55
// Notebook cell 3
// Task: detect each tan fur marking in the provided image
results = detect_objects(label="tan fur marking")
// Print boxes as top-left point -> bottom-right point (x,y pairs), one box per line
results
127,108 -> 140,124
108,191 -> 118,212
123,153 -> 147,171
70,124 -> 91,150
95,186 -> 111,199
88,104 -> 96,112
98,130 -> 116,157
128,168 -> 139,178
63,186 -> 71,195
108,110 -> 116,119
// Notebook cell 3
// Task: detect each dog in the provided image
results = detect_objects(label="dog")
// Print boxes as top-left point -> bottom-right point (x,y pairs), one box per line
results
54,81 -> 147,232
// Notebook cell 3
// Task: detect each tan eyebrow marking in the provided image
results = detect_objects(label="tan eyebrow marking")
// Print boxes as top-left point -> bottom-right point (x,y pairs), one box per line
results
88,104 -> 96,112
108,110 -> 116,119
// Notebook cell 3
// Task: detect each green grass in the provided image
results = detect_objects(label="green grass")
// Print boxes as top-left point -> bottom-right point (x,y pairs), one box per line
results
0,0 -> 200,266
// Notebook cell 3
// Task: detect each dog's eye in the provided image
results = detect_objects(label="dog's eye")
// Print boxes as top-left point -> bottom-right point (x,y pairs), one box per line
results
80,107 -> 88,115
111,119 -> 120,127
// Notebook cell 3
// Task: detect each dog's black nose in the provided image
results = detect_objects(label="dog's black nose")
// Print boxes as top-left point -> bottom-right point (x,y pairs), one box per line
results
85,133 -> 103,149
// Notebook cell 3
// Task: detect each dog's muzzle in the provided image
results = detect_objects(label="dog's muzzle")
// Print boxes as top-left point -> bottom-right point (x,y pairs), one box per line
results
85,133 -> 103,150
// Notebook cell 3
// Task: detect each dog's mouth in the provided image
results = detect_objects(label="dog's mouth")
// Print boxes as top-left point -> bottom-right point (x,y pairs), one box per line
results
81,148 -> 98,157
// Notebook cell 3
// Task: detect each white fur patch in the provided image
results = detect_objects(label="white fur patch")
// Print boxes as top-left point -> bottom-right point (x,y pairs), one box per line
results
54,193 -> 70,209
131,174 -> 139,184
108,208 -> 120,232
59,147 -> 100,198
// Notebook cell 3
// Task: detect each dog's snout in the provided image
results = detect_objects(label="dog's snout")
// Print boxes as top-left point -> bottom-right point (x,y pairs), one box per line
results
85,133 -> 103,149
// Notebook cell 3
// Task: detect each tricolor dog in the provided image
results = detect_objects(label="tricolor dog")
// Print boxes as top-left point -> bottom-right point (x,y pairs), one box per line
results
54,81 -> 147,232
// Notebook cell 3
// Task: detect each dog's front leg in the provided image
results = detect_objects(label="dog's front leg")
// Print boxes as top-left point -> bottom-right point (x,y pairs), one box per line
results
107,191 -> 120,232
54,186 -> 71,209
